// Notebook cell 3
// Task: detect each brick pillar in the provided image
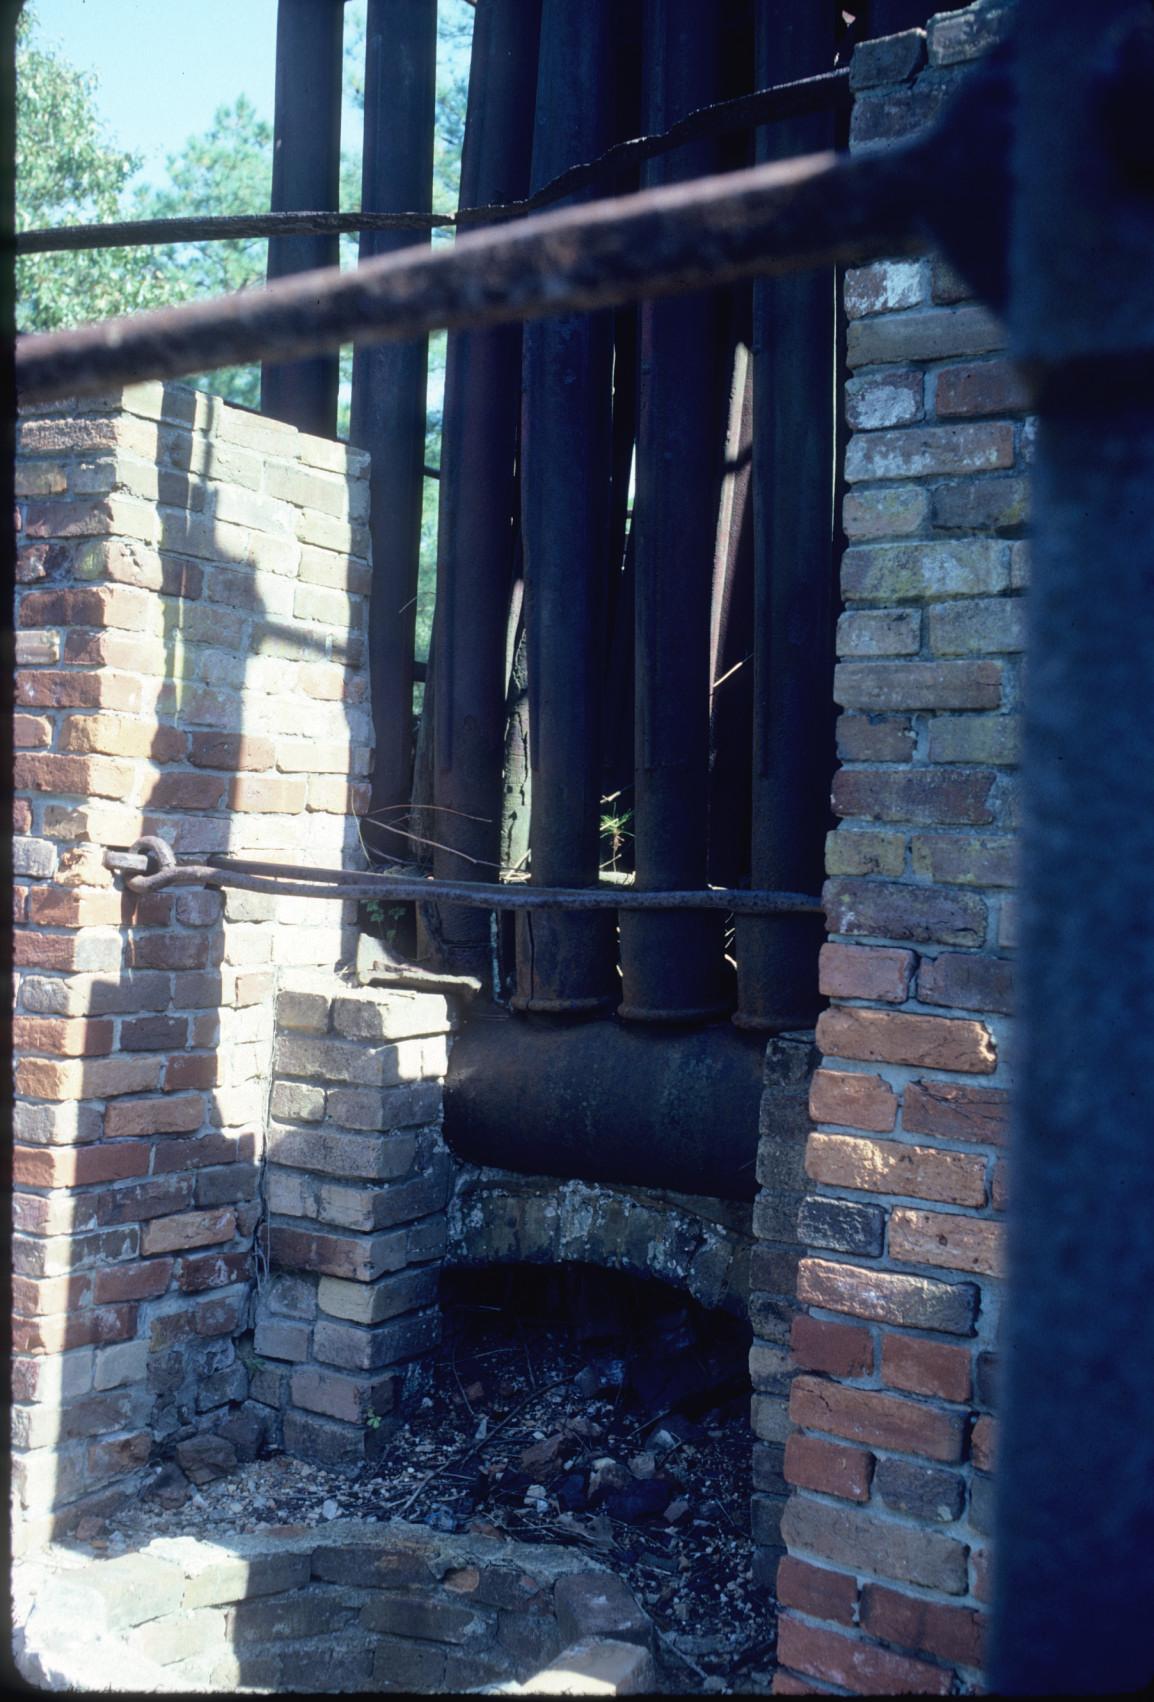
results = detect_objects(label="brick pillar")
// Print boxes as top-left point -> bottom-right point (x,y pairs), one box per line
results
771,5 -> 1019,1692
253,976 -> 455,1465
12,382 -> 372,1550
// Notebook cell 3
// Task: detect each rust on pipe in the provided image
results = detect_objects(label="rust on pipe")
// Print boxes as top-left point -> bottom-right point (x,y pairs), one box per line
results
16,68 -> 852,255
17,143 -> 929,404
101,842 -> 822,915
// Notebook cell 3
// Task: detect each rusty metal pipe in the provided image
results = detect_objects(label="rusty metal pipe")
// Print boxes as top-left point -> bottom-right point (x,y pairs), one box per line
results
618,0 -> 731,1026
262,0 -> 345,434
430,0 -> 542,976
444,1009 -> 766,1200
352,0 -> 437,853
513,0 -> 622,1014
735,3 -> 839,1032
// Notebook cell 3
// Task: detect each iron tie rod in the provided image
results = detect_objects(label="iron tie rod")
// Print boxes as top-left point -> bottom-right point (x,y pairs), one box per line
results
103,841 -> 822,915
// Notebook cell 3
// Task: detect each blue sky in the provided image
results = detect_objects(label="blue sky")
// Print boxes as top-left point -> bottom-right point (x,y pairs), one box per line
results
33,0 -> 364,189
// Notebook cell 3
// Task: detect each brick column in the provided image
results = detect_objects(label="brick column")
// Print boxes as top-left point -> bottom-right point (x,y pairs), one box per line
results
252,977 -> 455,1465
771,5 -> 1020,1692
12,382 -> 372,1549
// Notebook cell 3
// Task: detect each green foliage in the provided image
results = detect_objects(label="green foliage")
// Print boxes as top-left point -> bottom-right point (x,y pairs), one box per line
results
15,6 -> 174,330
16,0 -> 472,657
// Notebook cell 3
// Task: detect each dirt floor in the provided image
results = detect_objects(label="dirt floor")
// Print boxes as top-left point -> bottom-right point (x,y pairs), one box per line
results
65,1266 -> 776,1694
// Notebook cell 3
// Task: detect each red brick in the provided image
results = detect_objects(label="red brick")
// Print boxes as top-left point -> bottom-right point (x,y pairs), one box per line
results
798,1258 -> 977,1335
818,1006 -> 996,1073
784,1433 -> 873,1502
25,886 -> 125,927
175,1249 -> 252,1293
119,1014 -> 189,1052
861,1584 -> 985,1668
188,731 -> 275,770
229,775 -> 308,813
971,1414 -> 997,1473
16,1054 -> 162,1099
844,421 -> 1013,481
903,1079 -> 1008,1144
12,1272 -> 93,1315
14,713 -> 52,748
819,943 -> 914,1004
95,1177 -> 195,1224
12,1144 -> 150,1188
14,798 -> 33,832
833,767 -> 996,827
92,1257 -> 174,1303
126,934 -> 213,970
140,772 -> 228,811
13,1303 -> 137,1355
87,1429 -> 152,1484
129,891 -> 174,927
836,713 -> 915,763
991,1157 -> 1008,1211
14,752 -> 136,800
889,1207 -> 1005,1277
776,1557 -> 857,1627
834,661 -> 1002,713
881,1334 -> 972,1404
151,1132 -> 255,1173
11,1015 -> 116,1055
824,877 -> 987,948
59,713 -> 186,762
786,1493 -> 969,1591
18,581 -> 150,624
163,1052 -> 220,1091
917,952 -> 1013,1015
806,1132 -> 988,1207
934,358 -> 1029,418
790,1375 -> 965,1462
971,1547 -> 992,1602
809,1068 -> 897,1133
102,1094 -> 206,1138
141,1207 -> 236,1255
790,1314 -> 874,1379
773,1672 -> 835,1696
192,1290 -> 248,1337
777,1618 -> 951,1696
911,832 -> 1017,888
16,668 -> 142,712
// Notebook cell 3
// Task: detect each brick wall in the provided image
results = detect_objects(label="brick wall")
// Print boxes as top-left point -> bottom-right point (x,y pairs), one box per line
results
12,382 -> 373,1549
766,5 -> 1021,1692
250,975 -> 454,1466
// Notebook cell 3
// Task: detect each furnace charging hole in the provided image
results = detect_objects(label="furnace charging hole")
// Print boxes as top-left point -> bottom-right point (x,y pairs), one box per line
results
361,1263 -> 774,1688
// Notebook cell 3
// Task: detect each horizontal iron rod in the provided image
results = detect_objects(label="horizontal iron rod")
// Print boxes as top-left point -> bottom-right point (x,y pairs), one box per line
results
102,848 -> 822,914
18,142 -> 926,403
17,69 -> 851,255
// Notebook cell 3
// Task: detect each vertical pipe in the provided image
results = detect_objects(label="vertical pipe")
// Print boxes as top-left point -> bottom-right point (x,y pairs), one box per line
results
990,1 -> 1154,1689
512,0 -> 620,1014
262,0 -> 344,436
617,0 -> 729,1024
429,0 -> 542,978
351,0 -> 437,851
734,2 -> 838,1033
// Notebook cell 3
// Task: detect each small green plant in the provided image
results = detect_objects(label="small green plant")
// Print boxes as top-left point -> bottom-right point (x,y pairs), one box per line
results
599,792 -> 633,874
364,899 -> 408,944
365,1407 -> 383,1431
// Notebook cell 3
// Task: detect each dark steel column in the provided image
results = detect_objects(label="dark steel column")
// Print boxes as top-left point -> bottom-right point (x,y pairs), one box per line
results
735,3 -> 838,1032
990,2 -> 1154,1690
351,0 -> 437,849
618,0 -> 729,1023
262,0 -> 344,435
430,0 -> 542,978
512,0 -> 620,1014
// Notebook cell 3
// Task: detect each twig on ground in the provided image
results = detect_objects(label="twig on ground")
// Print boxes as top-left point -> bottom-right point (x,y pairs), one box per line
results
393,1376 -> 575,1519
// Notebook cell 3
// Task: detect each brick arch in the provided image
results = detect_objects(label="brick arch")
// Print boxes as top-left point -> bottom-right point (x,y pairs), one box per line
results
446,1169 -> 752,1318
